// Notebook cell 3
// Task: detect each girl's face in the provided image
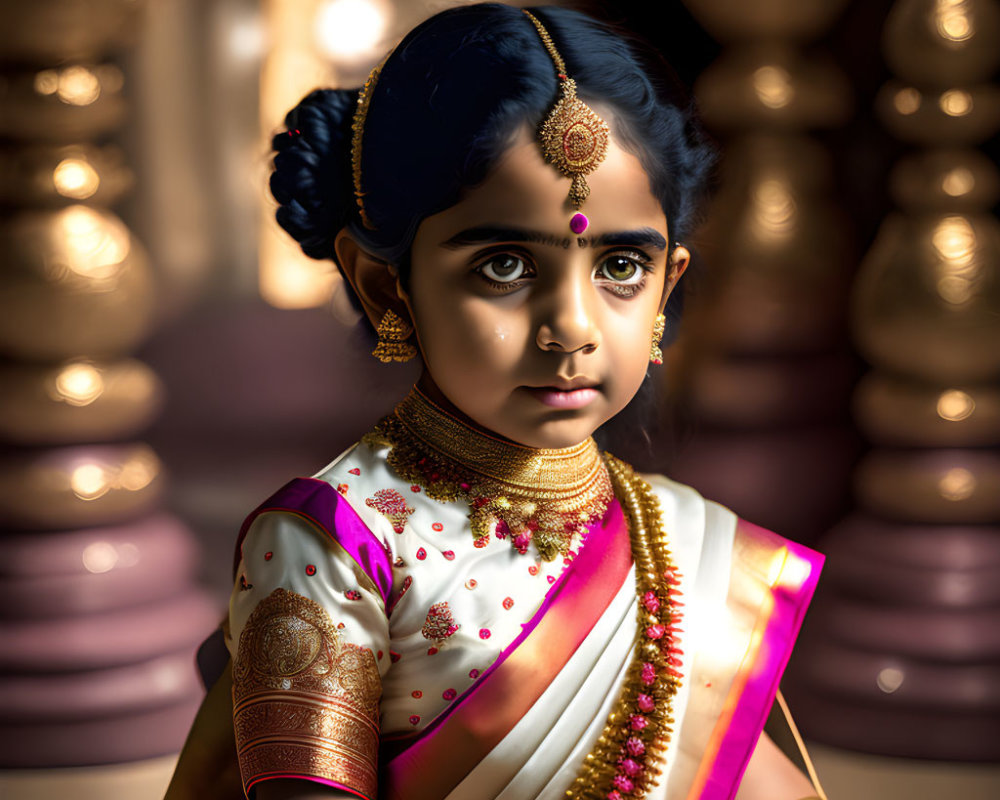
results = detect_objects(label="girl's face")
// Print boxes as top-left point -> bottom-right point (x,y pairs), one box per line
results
404,127 -> 687,449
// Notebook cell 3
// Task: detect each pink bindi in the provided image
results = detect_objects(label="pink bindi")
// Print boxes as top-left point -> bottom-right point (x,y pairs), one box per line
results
569,212 -> 589,234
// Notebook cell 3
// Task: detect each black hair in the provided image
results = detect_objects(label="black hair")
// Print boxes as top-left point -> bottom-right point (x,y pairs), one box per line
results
269,3 -> 715,333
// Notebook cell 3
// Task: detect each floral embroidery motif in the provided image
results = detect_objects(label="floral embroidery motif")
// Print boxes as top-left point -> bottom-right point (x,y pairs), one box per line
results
421,601 -> 459,644
478,628 -> 491,640
365,488 -> 414,533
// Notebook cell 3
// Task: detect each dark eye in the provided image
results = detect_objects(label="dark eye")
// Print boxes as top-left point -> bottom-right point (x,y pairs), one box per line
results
479,255 -> 527,283
597,255 -> 644,285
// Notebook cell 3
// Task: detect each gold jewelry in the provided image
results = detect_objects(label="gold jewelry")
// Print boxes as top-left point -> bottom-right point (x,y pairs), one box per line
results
650,313 -> 666,365
523,10 -> 610,209
565,455 -> 682,798
372,309 -> 417,363
351,59 -> 386,231
362,387 -> 614,561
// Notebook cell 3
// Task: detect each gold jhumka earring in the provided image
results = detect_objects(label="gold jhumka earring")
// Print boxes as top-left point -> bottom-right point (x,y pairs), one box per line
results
649,314 -> 666,365
372,309 -> 417,363
523,10 -> 609,234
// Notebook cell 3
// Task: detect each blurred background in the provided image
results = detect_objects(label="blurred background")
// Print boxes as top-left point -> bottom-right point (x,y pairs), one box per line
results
0,0 -> 997,798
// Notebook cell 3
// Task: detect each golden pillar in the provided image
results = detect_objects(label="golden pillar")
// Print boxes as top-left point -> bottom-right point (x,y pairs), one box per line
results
0,1 -> 216,796
788,0 -> 1000,759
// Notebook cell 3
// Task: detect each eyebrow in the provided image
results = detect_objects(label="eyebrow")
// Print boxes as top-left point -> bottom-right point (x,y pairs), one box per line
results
440,225 -> 667,251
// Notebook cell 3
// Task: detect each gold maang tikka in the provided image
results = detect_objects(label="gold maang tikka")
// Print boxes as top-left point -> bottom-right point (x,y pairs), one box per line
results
522,10 -> 610,211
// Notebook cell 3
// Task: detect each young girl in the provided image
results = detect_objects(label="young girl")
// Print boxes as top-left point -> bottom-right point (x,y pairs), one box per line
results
168,5 -> 824,799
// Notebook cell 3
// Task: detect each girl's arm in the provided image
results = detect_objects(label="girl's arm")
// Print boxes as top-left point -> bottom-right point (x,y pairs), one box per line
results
735,732 -> 817,800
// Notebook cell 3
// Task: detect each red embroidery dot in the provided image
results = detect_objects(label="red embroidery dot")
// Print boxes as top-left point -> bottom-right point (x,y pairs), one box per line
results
528,565 -> 539,576
432,522 -> 443,531
427,647 -> 438,655
469,668 -> 480,679
377,650 -> 383,659
473,536 -> 489,548
479,628 -> 491,640
442,688 -> 457,701
344,590 -> 362,601
416,547 -> 427,560
502,597 -> 514,610
390,651 -> 401,663
410,485 -> 421,493
305,564 -> 317,576
264,552 -> 273,561
337,622 -> 345,629
442,550 -> 455,561
348,467 -> 361,475
546,575 -> 555,584
411,690 -> 423,698
337,483 -> 348,494
465,579 -> 477,590
409,715 -> 420,725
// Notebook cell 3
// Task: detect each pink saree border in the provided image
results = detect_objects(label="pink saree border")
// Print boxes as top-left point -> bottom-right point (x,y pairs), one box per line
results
689,521 -> 824,800
246,773 -> 368,800
380,498 -> 631,800
234,477 -> 394,608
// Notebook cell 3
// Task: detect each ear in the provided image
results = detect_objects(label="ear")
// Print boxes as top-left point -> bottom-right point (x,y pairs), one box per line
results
658,245 -> 690,314
334,229 -> 410,331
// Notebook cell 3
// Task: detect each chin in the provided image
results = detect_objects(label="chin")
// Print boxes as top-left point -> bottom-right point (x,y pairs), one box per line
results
508,416 -> 602,450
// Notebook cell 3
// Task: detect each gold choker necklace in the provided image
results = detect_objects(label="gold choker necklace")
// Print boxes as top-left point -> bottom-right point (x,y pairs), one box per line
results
362,388 -> 613,561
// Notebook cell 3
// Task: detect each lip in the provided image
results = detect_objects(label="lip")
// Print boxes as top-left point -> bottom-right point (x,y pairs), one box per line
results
524,385 -> 600,410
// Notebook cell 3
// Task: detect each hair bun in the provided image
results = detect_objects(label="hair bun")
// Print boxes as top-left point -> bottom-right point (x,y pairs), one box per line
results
269,88 -> 359,261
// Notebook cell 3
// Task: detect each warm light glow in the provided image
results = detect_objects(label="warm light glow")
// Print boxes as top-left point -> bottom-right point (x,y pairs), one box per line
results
942,167 -> 974,196
940,89 -> 973,116
57,205 -> 131,284
82,541 -> 119,573
229,12 -> 267,60
53,157 -> 100,200
260,0 -> 340,309
118,451 -> 159,492
939,466 -> 976,500
932,215 -> 980,305
118,542 -> 141,568
51,362 -> 104,407
71,463 -> 111,500
752,65 -> 793,110
893,87 -> 921,115
937,389 -> 975,421
876,667 -> 905,693
777,554 -> 811,591
57,66 -> 101,106
766,548 -> 788,587
935,0 -> 973,42
34,69 -> 59,95
260,238 -> 337,308
316,0 -> 387,59
752,178 -> 796,242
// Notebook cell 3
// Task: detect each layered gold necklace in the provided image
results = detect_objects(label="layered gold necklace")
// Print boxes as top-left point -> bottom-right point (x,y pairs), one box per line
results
362,388 -> 614,561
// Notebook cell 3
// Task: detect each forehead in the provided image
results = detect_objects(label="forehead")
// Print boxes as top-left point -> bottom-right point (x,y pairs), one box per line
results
415,127 -> 667,245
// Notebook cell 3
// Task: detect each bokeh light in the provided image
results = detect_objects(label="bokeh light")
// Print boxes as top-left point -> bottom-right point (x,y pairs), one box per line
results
315,0 -> 388,59
53,157 -> 101,200
752,65 -> 793,110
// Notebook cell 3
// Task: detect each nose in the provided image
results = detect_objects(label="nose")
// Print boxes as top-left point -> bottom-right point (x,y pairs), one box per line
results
535,269 -> 600,354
